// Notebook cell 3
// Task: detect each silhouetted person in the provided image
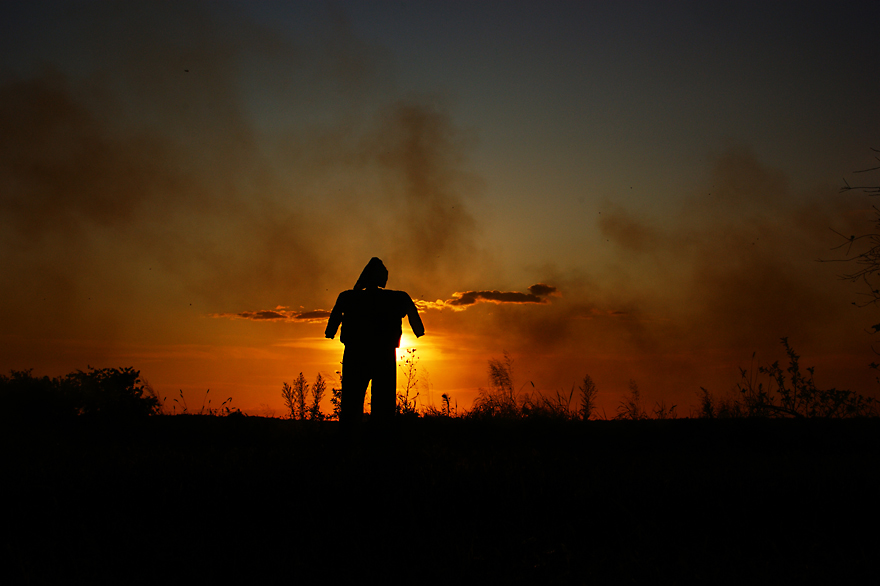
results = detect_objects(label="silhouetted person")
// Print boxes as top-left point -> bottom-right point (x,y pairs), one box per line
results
325,257 -> 425,434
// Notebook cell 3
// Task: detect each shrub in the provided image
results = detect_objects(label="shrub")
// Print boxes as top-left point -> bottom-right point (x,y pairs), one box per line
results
0,366 -> 159,420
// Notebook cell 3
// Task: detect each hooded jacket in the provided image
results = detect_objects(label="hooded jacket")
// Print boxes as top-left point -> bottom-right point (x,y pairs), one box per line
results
324,258 -> 425,348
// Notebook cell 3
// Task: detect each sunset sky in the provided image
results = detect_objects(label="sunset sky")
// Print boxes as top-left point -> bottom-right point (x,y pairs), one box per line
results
2,1 -> 879,416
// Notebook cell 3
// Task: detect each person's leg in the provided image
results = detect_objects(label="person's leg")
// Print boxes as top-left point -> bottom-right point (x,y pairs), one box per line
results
340,348 -> 370,435
368,347 -> 398,425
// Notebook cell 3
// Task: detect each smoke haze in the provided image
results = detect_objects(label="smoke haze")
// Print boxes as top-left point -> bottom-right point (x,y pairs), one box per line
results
0,2 -> 483,337
1,2 -> 876,412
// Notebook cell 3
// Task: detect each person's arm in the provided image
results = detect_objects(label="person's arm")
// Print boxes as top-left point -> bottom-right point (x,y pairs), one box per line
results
325,292 -> 345,339
405,294 -> 425,338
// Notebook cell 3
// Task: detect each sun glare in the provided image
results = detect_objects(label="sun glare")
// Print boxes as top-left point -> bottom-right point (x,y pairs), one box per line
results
396,329 -> 442,366
397,331 -> 420,356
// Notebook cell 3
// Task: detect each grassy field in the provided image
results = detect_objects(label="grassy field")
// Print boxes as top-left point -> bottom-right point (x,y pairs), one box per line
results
5,415 -> 879,584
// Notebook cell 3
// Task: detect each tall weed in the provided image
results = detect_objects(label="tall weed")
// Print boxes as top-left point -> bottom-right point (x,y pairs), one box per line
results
579,374 -> 598,420
699,338 -> 878,418
283,373 -> 328,420
616,379 -> 648,420
397,348 -> 420,416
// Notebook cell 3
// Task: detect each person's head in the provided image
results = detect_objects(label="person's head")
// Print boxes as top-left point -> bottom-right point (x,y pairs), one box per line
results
354,257 -> 388,289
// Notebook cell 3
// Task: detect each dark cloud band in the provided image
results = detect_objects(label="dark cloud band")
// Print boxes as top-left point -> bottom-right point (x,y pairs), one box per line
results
420,283 -> 558,310
211,307 -> 331,323
216,284 -> 557,321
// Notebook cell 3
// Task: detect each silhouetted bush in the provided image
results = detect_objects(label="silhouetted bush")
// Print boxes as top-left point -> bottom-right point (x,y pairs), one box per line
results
0,366 -> 159,421
0,369 -> 79,421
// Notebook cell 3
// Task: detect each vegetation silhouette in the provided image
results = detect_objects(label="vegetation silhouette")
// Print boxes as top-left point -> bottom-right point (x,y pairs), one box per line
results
6,399 -> 879,584
281,373 -> 309,420
325,257 -> 424,434
699,337 -> 878,419
4,334 -> 880,584
834,147 -> 880,310
281,372 -> 327,421
0,366 -> 160,422
169,387 -> 234,416
615,379 -> 652,420
469,352 -> 589,421
578,374 -> 598,420
396,347 -> 421,417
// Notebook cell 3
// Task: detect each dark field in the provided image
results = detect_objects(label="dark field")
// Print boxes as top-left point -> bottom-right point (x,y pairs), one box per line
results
5,416 -> 879,584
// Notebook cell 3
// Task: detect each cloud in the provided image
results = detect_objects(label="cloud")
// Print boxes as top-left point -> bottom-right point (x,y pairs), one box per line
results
294,310 -> 333,322
528,283 -> 558,297
241,311 -> 288,321
219,283 -> 558,323
212,307 -> 331,323
416,283 -> 558,311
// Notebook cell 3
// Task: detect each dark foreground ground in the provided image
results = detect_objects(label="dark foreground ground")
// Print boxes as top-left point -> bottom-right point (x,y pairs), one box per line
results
5,415 -> 879,584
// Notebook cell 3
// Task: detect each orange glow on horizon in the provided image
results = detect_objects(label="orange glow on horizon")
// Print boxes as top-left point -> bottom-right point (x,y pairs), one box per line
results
397,330 -> 427,356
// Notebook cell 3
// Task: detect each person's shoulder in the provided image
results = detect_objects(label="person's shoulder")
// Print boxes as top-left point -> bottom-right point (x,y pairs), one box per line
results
336,289 -> 358,302
382,289 -> 415,304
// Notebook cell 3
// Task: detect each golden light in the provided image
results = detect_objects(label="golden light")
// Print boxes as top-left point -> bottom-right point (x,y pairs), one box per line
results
397,330 -> 422,358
